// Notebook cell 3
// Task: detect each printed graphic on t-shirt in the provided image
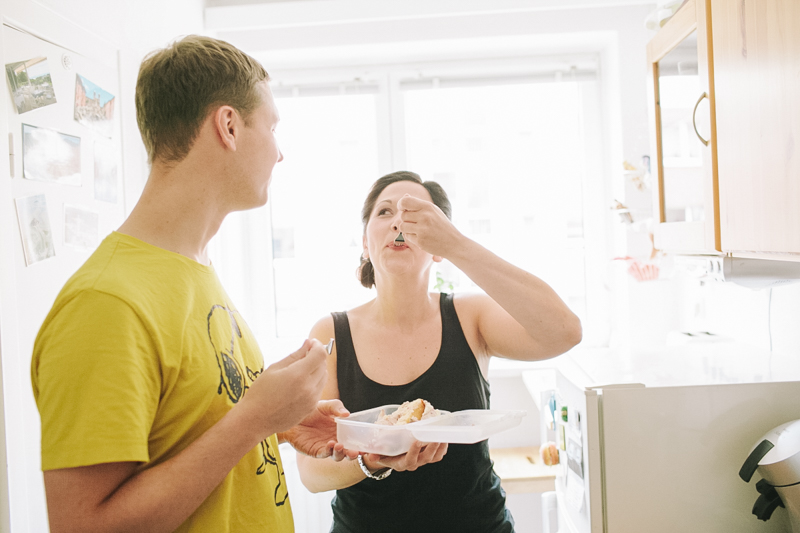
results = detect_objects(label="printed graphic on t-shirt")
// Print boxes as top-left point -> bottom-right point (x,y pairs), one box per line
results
207,304 -> 289,507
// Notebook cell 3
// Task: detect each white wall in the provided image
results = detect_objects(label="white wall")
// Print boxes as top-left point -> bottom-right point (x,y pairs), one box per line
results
29,0 -> 206,212
680,278 -> 800,357
6,0 -> 205,211
0,1 -> 203,531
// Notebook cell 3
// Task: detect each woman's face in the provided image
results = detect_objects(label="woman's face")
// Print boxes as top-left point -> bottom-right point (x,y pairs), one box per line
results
364,180 -> 435,282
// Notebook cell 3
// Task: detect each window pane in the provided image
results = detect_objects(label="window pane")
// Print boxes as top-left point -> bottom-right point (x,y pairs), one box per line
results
403,82 -> 588,319
270,94 -> 380,337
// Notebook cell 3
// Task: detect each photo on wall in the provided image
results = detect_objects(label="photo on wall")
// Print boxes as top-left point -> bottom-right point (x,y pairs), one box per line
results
22,124 -> 82,186
74,73 -> 115,138
64,205 -> 99,250
4,56 -> 57,114
94,139 -> 118,203
15,194 -> 56,266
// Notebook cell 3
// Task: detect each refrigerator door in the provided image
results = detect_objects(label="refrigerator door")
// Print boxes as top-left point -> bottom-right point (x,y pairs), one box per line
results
601,381 -> 800,532
552,370 -> 605,533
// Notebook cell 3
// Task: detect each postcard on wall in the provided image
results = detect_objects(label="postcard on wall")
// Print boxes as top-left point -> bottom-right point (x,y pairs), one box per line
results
4,56 -> 57,114
22,124 -> 82,186
74,73 -> 115,138
94,140 -> 118,203
64,205 -> 99,250
15,194 -> 56,266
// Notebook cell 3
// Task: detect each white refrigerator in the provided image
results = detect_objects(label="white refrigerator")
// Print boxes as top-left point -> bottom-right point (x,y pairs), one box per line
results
528,343 -> 800,533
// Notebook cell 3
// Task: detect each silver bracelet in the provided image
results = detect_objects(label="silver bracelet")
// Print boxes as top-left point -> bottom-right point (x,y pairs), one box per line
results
357,454 -> 392,480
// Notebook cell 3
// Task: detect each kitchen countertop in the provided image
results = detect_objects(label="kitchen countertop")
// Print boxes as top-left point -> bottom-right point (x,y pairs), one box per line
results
489,341 -> 800,390
489,446 -> 557,494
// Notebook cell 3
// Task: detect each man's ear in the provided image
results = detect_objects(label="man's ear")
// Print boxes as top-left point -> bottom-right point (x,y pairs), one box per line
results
212,105 -> 239,152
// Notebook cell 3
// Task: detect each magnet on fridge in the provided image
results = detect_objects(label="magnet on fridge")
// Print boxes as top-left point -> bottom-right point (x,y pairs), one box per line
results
565,469 -> 586,513
548,394 -> 557,424
570,409 -> 581,434
561,406 -> 568,422
559,425 -> 566,450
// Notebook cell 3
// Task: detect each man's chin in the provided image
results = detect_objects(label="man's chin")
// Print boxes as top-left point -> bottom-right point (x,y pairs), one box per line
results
253,185 -> 270,208
231,192 -> 268,213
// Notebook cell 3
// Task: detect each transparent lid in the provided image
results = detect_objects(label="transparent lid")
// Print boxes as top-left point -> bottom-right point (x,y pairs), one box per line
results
409,409 -> 526,444
335,405 -> 526,455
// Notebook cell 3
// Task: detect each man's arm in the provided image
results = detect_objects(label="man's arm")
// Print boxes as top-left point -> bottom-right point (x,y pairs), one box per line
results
44,339 -> 328,533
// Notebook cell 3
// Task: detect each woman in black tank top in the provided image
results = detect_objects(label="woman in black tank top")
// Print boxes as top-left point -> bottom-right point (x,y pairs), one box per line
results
296,171 -> 582,533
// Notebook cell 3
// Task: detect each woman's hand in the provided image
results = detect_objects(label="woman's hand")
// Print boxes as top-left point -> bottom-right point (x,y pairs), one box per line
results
363,441 -> 448,473
396,194 -> 462,259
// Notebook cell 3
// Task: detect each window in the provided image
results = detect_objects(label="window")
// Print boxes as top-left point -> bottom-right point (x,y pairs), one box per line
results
210,58 -> 607,360
402,80 -> 590,320
269,91 -> 381,338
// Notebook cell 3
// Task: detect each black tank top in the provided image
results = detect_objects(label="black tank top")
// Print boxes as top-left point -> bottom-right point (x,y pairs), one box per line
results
330,293 -> 515,533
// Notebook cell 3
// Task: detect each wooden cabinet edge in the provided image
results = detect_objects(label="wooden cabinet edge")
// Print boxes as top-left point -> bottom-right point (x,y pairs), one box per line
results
646,0 -> 698,64
647,0 -> 722,255
647,0 -> 699,228
699,0 -> 722,252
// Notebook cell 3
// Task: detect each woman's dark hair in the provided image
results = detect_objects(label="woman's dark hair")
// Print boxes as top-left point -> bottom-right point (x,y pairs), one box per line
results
357,170 -> 452,289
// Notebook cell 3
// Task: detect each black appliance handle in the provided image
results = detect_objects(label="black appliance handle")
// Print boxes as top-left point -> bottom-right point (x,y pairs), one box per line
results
740,440 -> 775,482
752,490 -> 785,522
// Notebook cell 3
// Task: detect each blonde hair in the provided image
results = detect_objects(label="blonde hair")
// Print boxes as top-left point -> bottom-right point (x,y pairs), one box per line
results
135,35 -> 269,165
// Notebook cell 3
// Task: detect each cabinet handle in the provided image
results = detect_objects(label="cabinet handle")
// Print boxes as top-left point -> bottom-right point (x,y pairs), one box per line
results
692,92 -> 709,146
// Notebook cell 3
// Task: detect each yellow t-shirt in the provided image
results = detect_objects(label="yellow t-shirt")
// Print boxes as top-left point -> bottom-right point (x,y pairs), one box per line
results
31,232 -> 294,533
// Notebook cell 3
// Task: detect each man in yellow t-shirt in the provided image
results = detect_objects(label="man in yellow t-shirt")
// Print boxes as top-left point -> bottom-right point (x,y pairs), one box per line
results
31,35 -> 356,532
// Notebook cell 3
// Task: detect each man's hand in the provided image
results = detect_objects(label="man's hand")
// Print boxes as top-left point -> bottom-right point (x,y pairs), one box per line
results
238,339 -> 328,444
281,400 -> 360,461
41,339 -> 329,533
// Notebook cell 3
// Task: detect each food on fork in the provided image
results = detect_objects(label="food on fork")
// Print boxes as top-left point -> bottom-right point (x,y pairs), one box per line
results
375,399 -> 440,425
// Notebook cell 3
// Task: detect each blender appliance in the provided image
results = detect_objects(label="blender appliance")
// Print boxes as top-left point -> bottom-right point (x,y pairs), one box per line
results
740,419 -> 800,531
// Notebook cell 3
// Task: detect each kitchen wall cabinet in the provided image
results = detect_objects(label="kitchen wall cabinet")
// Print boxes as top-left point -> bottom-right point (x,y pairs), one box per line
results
648,0 -> 800,259
648,0 -> 720,255
711,0 -> 800,258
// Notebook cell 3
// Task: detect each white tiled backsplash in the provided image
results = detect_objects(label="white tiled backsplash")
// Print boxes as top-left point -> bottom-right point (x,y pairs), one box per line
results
692,279 -> 800,355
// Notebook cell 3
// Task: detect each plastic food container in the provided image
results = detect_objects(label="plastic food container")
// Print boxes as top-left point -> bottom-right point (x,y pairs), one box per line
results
336,404 -> 525,456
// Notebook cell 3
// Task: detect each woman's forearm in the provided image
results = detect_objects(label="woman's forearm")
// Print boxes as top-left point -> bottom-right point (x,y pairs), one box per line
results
296,453 -> 366,493
448,237 -> 582,352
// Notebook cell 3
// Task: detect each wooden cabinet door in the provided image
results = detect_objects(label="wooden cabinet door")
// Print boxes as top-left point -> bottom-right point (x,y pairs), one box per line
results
648,0 -> 721,254
711,0 -> 800,255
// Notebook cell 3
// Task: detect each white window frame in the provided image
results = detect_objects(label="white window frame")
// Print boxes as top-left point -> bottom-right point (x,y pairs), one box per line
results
212,52 -> 613,361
